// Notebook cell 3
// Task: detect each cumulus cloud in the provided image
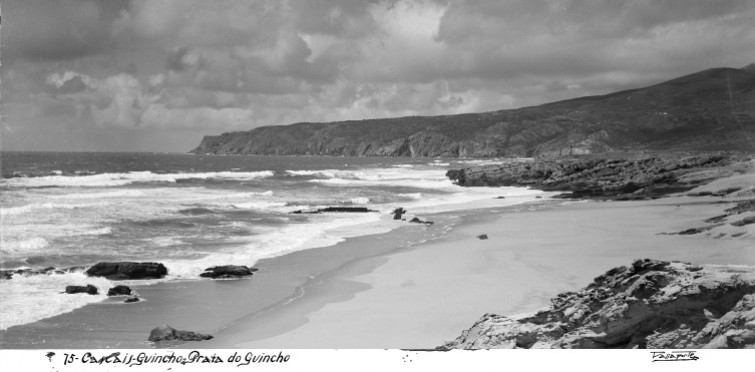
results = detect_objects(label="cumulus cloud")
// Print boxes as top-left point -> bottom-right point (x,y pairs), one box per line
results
3,0 -> 755,151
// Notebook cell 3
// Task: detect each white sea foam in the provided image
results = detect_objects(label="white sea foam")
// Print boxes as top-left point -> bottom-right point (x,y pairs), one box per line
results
0,202 -> 109,216
230,201 -> 288,210
0,237 -> 50,254
1,170 -> 274,188
49,189 -> 145,199
163,212 -> 390,280
349,197 -> 370,205
0,271 -> 114,330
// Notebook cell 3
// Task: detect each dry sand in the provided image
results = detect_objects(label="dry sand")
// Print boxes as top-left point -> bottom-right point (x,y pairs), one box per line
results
208,186 -> 755,348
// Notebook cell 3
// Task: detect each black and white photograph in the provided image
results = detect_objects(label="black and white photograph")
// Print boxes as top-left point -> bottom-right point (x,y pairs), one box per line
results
1,0 -> 754,369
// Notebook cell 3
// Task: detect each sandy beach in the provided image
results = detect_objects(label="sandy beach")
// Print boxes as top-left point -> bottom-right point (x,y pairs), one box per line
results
201,191 -> 754,349
2,173 -> 753,350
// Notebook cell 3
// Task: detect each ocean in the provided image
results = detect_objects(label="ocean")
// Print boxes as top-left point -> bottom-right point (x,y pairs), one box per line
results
0,152 -> 545,330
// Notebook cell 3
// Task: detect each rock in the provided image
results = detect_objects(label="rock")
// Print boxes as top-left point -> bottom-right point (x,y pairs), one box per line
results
86,262 -> 167,280
199,265 -> 257,279
65,285 -> 98,295
439,259 -> 755,349
124,297 -> 141,303
148,325 -> 213,342
409,217 -> 434,225
477,234 -> 488,240
731,216 -> 755,227
495,196 -> 506,199
445,154 -> 748,200
107,285 -> 132,296
392,207 -> 406,220
290,207 -> 377,214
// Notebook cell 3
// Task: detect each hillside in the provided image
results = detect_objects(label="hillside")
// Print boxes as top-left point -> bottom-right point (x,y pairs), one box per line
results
191,65 -> 755,157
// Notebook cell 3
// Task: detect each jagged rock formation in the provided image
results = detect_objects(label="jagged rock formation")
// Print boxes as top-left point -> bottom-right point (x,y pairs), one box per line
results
446,154 -> 752,199
107,285 -> 132,296
148,325 -> 213,342
438,259 -> 755,349
191,66 -> 755,157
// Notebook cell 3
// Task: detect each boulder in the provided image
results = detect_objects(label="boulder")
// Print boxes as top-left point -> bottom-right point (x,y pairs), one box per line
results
65,285 -> 98,295
392,208 -> 406,220
148,325 -> 213,342
200,265 -> 257,279
439,259 -> 755,349
107,285 -> 132,296
86,262 -> 167,280
477,234 -> 488,240
124,297 -> 141,303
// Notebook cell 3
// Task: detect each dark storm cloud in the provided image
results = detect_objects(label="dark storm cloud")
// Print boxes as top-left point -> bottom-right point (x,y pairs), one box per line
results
2,0 -> 754,152
2,0 -> 129,63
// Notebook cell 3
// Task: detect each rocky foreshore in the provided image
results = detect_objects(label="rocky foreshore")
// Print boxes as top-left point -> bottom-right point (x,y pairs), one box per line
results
446,154 -> 752,200
438,259 -> 755,349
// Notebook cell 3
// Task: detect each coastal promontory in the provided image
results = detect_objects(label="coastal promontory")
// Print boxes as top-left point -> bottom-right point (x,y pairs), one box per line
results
192,66 -> 755,158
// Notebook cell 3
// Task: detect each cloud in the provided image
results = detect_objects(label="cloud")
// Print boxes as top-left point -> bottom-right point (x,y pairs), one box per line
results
4,0 -> 755,152
3,0 -> 129,63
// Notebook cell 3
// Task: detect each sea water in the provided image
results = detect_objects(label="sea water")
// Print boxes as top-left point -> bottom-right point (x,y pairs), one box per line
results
0,152 -> 545,330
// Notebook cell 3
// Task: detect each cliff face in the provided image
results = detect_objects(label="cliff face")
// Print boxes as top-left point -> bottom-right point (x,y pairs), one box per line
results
439,259 -> 755,349
191,66 -> 755,157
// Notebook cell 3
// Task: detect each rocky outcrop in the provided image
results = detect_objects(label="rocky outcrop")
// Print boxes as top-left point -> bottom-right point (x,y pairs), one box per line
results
291,207 -> 377,214
199,266 -> 257,279
148,325 -> 213,342
86,262 -> 167,280
65,285 -> 98,295
408,217 -> 434,225
191,66 -> 755,158
666,198 -> 755,237
447,154 -> 752,200
439,259 -> 755,349
107,285 -> 132,296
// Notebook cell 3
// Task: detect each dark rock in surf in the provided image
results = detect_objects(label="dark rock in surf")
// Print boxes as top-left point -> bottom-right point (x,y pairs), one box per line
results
107,285 -> 132,296
393,207 -> 407,220
86,262 -> 167,280
200,265 -> 257,279
148,325 -> 213,342
65,285 -> 98,295
477,234 -> 488,240
124,296 -> 141,303
409,217 -> 434,225
291,206 -> 378,214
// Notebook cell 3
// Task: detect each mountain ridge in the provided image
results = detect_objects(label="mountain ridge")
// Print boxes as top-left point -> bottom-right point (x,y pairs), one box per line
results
191,65 -> 755,157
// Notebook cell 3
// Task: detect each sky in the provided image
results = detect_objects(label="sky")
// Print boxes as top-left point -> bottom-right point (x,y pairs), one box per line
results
2,0 -> 754,152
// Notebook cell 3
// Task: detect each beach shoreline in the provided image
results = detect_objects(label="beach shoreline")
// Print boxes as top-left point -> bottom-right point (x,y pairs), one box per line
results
1,173 -> 753,349
202,191 -> 754,349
